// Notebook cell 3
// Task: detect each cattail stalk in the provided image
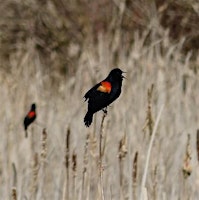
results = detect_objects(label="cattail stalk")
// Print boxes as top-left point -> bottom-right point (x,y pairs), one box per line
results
98,112 -> 107,200
140,104 -> 164,200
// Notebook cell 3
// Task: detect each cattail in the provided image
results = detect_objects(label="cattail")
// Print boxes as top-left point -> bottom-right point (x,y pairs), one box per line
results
65,128 -> 70,200
132,152 -> 138,200
62,128 -> 71,200
132,151 -> 138,186
65,128 -> 70,169
83,134 -> 89,174
36,129 -> 48,200
140,104 -> 164,200
82,134 -> 89,199
182,134 -> 192,178
72,152 -> 77,173
118,133 -> 127,199
182,74 -> 188,94
196,129 -> 199,162
152,165 -> 158,200
31,153 -> 39,197
72,151 -> 77,199
41,128 -> 47,160
11,187 -> 17,200
143,84 -> 154,136
118,133 -> 128,161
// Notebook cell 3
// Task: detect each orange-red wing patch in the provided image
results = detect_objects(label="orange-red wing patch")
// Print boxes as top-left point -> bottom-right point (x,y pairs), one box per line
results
28,111 -> 36,118
97,81 -> 112,93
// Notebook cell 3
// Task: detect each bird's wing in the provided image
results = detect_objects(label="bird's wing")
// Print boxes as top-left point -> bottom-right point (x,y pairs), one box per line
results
84,83 -> 101,100
96,81 -> 112,93
27,111 -> 36,118
84,81 -> 112,100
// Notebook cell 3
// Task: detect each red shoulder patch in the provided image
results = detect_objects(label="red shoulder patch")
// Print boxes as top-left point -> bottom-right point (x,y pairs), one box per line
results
97,81 -> 112,93
28,111 -> 36,118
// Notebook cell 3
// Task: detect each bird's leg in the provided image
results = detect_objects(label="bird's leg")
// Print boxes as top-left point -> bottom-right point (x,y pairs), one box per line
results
102,107 -> 108,115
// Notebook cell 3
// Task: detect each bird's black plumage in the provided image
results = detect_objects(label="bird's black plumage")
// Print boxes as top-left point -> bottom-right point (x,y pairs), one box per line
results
84,68 -> 125,127
24,103 -> 36,137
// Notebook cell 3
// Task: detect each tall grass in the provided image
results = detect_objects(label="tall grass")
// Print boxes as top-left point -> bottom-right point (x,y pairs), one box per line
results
0,0 -> 199,199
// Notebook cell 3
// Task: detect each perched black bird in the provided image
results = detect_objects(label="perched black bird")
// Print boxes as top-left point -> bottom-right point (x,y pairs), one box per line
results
84,68 -> 125,127
24,103 -> 36,137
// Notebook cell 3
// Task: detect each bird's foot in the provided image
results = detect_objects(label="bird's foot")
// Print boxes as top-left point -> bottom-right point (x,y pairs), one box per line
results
102,107 -> 108,115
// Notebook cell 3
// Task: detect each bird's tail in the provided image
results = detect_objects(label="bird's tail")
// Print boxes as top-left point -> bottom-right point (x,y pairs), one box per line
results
84,111 -> 93,127
25,129 -> 28,138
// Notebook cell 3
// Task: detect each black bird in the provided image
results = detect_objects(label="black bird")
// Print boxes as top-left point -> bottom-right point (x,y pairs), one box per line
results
24,103 -> 36,137
84,68 -> 125,127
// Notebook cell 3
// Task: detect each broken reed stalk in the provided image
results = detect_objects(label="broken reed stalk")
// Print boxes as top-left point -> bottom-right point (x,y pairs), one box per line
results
132,151 -> 138,200
140,104 -> 164,200
196,129 -> 199,163
63,128 -> 70,200
118,133 -> 127,199
82,134 -> 89,200
182,134 -> 192,178
72,151 -> 77,200
11,163 -> 17,200
98,112 -> 107,200
142,84 -> 154,136
12,163 -> 17,187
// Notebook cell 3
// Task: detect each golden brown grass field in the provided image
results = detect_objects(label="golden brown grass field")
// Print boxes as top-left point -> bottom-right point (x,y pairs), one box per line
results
0,0 -> 199,199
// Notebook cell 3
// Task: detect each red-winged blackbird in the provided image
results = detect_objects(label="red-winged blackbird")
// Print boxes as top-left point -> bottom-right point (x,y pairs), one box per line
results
24,103 -> 36,137
84,68 -> 125,127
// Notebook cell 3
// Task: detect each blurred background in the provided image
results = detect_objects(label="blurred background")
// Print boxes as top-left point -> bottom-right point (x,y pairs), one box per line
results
0,0 -> 198,199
